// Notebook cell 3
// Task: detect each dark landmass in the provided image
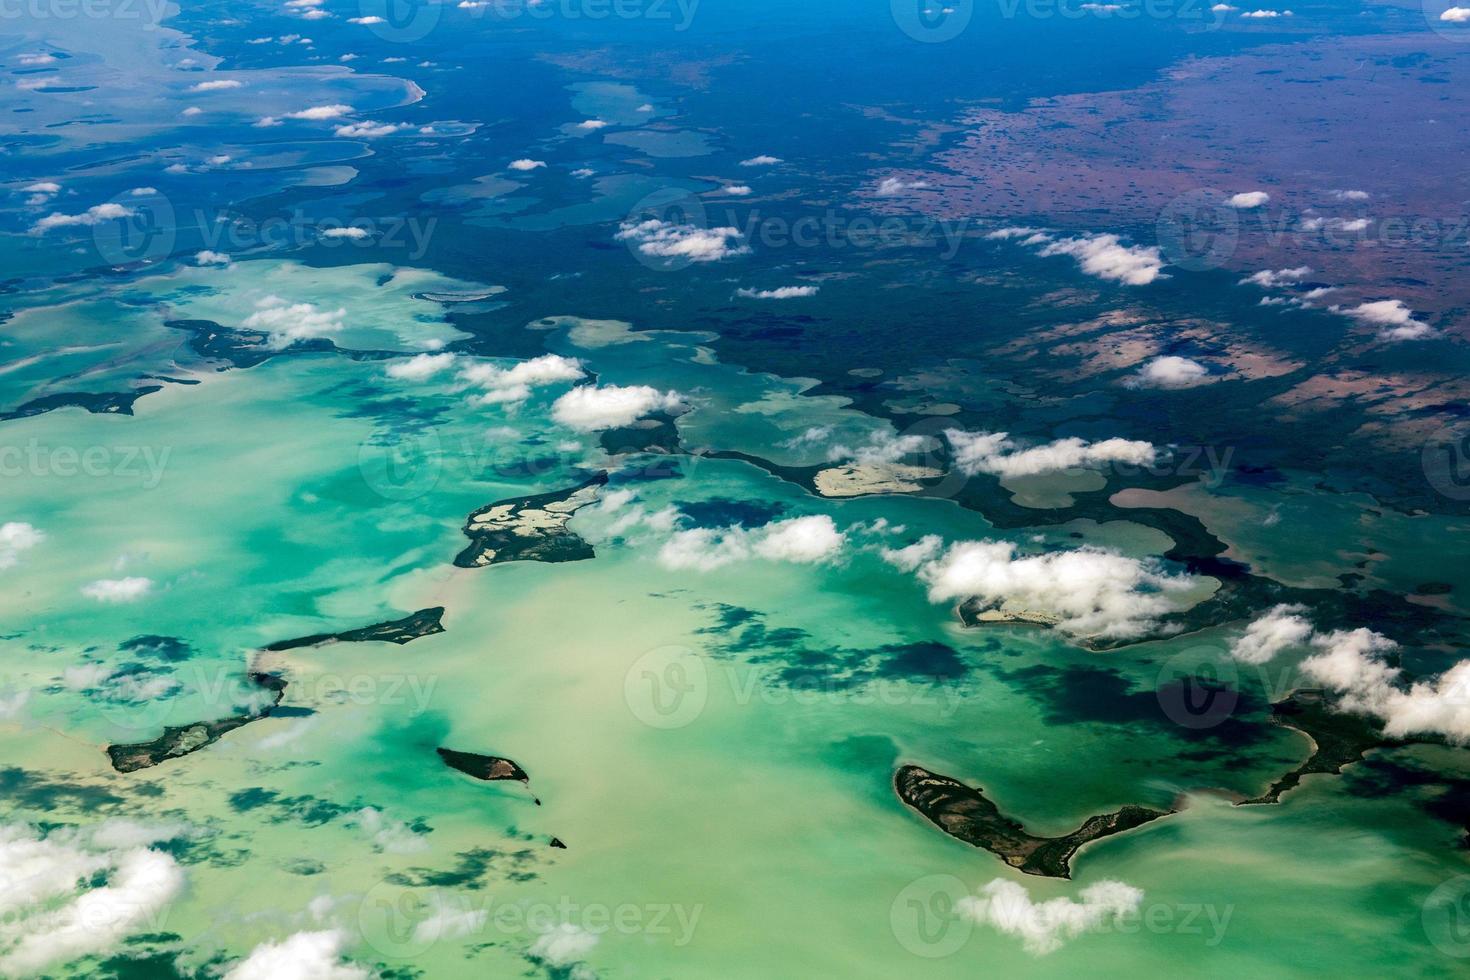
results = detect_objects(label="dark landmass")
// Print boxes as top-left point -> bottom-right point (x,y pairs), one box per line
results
164,319 -> 399,370
550,837 -> 567,849
1237,689 -> 1402,806
0,387 -> 161,422
599,410 -> 682,456
264,607 -> 445,652
709,443 -> 1462,656
106,672 -> 287,773
453,472 -> 608,568
894,764 -> 1173,878
437,747 -> 539,804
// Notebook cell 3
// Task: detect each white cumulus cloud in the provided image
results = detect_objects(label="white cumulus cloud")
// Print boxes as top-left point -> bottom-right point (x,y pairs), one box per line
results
889,536 -> 1196,639
1036,233 -> 1166,285
0,823 -> 186,975
551,384 -> 683,431
460,354 -> 586,405
224,929 -> 370,980
0,523 -> 44,570
1338,299 -> 1434,341
1230,603 -> 1314,665
615,218 -> 750,263
735,285 -> 819,299
242,296 -> 346,349
80,577 -> 153,603
958,878 -> 1143,955
387,352 -> 458,381
1125,355 -> 1210,389
29,203 -> 132,235
1227,191 -> 1270,209
945,429 -> 1158,478
658,515 -> 846,571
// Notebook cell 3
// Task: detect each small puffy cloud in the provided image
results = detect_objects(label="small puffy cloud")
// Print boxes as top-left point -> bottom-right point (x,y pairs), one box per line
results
551,384 -> 683,431
575,118 -> 608,130
735,285 -> 818,299
354,808 -> 429,854
826,431 -> 930,466
1240,266 -> 1310,288
1211,3 -> 1237,9
1441,5 -> 1470,19
890,536 -> 1195,639
1230,603 -> 1314,665
1240,7 -> 1291,15
719,184 -> 753,196
1224,609 -> 1470,744
285,104 -> 353,121
223,929 -> 370,980
29,203 -> 132,235
1300,216 -> 1369,233
387,352 -> 458,381
1227,191 -> 1270,209
876,176 -> 930,196
242,296 -> 346,349
23,183 -> 60,206
1329,189 -> 1370,201
347,14 -> 385,23
1338,299 -> 1434,341
508,158 -> 546,171
80,577 -> 153,603
739,155 -> 781,166
0,523 -> 44,570
1125,355 -> 1210,389
18,53 -> 56,65
334,122 -> 400,138
752,515 -> 846,563
615,219 -> 749,263
320,226 -> 369,240
195,250 -> 231,266
959,878 -> 1143,955
189,79 -> 242,92
528,923 -> 598,970
1036,233 -> 1166,285
945,429 -> 1157,478
658,515 -> 846,571
460,354 -> 586,405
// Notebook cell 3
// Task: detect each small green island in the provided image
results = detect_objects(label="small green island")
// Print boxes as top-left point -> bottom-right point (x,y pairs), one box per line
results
894,763 -> 1174,878
264,607 -> 446,651
106,672 -> 288,773
453,473 -> 608,568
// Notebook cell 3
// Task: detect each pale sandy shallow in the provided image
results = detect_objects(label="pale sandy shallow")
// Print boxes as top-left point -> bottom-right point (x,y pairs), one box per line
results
0,300 -> 1464,978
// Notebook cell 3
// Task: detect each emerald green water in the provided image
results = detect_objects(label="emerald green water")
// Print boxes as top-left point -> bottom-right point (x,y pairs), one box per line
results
3,272 -> 1468,976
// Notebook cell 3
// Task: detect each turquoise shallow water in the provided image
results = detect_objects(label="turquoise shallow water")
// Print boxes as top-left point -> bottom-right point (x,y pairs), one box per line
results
4,1 -> 1470,976
0,291 -> 1466,977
